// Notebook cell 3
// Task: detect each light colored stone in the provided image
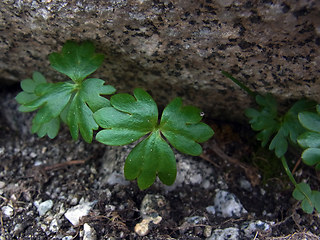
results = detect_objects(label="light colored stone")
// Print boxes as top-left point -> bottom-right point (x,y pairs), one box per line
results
214,190 -> 247,218
64,201 -> 97,226
1,1 -> 319,120
207,227 -> 239,240
61,236 -> 73,240
134,216 -> 162,237
83,223 -> 97,240
1,205 -> 14,218
206,206 -> 216,215
241,220 -> 273,238
34,200 -> 53,216
49,218 -> 60,233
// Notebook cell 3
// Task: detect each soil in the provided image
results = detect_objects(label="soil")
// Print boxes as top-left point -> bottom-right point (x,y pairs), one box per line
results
0,86 -> 319,240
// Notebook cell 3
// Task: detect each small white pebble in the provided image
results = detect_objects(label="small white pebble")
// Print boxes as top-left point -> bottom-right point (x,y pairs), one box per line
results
49,218 -> 59,232
2,205 -> 14,217
64,201 -> 97,226
83,223 -> 97,240
206,206 -> 216,215
34,200 -> 53,216
30,152 -> 37,158
0,181 -> 5,189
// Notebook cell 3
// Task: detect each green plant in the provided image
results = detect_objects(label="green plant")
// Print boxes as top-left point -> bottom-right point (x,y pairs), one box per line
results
16,41 -> 116,142
93,88 -> 213,189
223,71 -> 320,214
298,105 -> 320,170
16,41 -> 214,190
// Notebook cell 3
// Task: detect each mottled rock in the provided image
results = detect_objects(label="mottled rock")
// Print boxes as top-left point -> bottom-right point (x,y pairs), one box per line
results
1,205 -> 14,218
140,194 -> 168,219
64,200 -> 97,226
241,220 -> 273,238
49,218 -> 60,233
34,200 -> 53,217
179,216 -> 208,235
83,223 -> 97,240
214,190 -> 247,218
207,227 -> 239,240
1,1 -> 319,119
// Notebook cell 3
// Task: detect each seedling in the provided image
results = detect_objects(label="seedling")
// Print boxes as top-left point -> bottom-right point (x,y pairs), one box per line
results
16,41 -> 214,190
223,71 -> 320,214
94,88 -> 213,189
16,41 -> 116,142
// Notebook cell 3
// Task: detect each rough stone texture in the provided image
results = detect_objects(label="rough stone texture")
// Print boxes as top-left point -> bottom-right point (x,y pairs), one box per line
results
1,0 -> 320,119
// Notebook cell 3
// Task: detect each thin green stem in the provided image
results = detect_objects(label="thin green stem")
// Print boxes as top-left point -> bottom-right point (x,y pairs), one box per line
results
281,156 -> 312,206
280,156 -> 297,186
222,71 -> 256,98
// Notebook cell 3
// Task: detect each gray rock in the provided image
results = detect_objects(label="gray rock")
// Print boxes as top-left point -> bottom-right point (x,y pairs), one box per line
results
64,200 -> 97,226
239,178 -> 252,192
241,220 -> 273,238
206,206 -> 216,215
49,218 -> 60,233
83,223 -> 97,240
2,1 -> 319,120
207,227 -> 239,240
179,216 -> 208,235
34,200 -> 53,217
61,237 -> 73,240
214,190 -> 247,218
1,205 -> 14,218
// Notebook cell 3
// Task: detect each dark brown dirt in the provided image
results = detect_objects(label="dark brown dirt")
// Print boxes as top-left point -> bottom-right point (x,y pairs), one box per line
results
0,87 -> 319,239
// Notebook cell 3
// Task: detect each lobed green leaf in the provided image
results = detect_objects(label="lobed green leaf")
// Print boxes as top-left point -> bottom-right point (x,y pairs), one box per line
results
124,130 -> 176,190
269,127 -> 289,158
67,78 -> 116,143
94,88 -> 158,145
246,94 -> 315,158
299,111 -> 320,133
292,182 -> 320,214
95,88 -> 214,189
313,191 -> 320,212
16,72 -> 48,108
33,117 -> 60,139
49,41 -> 104,83
298,132 -> 320,149
25,82 -> 75,126
160,98 -> 214,156
301,148 -> 320,168
284,99 -> 316,144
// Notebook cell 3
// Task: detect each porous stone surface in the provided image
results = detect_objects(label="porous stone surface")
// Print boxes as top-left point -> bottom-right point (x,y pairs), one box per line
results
1,1 -> 319,119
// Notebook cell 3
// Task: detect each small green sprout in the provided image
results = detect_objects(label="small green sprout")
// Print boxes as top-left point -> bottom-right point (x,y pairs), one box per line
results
223,71 -> 320,214
245,95 -> 315,158
15,41 -> 116,142
93,88 -> 214,189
